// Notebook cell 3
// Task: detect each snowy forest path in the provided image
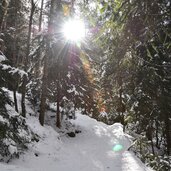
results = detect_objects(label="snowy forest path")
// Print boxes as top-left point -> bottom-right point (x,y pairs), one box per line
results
0,112 -> 152,171
56,113 -> 152,171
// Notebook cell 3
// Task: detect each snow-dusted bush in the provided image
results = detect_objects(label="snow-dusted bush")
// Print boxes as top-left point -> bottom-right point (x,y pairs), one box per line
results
129,135 -> 171,171
0,89 -> 36,162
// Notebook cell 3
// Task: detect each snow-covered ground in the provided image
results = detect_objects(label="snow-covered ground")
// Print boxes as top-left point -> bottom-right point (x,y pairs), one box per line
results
0,89 -> 152,171
0,113 -> 152,171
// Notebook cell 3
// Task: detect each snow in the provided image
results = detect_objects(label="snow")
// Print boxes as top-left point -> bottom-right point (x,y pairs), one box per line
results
5,104 -> 19,116
0,113 -> 152,171
67,71 -> 71,79
0,89 -> 152,171
0,64 -> 27,77
67,85 -> 79,95
0,55 -> 6,62
0,115 -> 9,124
8,145 -> 18,155
100,111 -> 108,117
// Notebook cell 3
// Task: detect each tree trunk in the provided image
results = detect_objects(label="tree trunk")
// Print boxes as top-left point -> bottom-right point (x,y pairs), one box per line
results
151,139 -> 155,155
39,54 -> 48,126
165,112 -> 171,155
0,0 -> 8,31
35,0 -> 44,77
56,95 -> 61,128
118,79 -> 125,131
39,0 -> 44,32
155,119 -> 160,148
39,0 -> 56,126
56,66 -> 61,127
161,85 -> 171,155
13,90 -> 18,112
21,75 -> 27,117
21,0 -> 35,117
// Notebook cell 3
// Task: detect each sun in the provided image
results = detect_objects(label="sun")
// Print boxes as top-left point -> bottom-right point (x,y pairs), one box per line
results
63,19 -> 85,42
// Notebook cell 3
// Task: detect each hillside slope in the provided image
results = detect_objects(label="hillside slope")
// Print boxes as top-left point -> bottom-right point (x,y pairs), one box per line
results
0,104 -> 152,171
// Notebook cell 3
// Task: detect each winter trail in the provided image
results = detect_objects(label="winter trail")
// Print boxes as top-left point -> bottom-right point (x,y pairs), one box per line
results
0,112 -> 152,171
56,113 -> 151,171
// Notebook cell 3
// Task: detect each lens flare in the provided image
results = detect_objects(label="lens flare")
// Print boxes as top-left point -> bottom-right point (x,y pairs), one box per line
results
63,19 -> 85,42
112,144 -> 123,152
80,52 -> 94,83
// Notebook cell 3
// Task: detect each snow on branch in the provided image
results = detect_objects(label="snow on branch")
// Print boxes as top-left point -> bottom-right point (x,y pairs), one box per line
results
0,64 -> 28,78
